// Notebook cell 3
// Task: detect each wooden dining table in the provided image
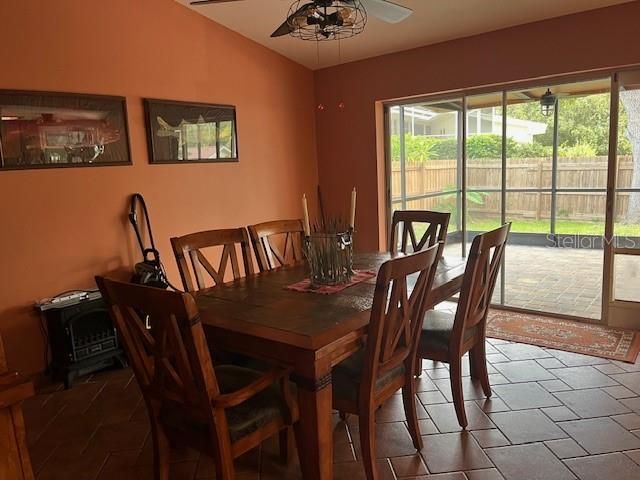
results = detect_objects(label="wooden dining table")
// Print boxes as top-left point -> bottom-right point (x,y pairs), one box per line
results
195,252 -> 466,480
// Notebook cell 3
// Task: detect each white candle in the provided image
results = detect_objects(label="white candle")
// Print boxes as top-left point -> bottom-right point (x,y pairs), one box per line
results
302,194 -> 311,236
350,187 -> 357,230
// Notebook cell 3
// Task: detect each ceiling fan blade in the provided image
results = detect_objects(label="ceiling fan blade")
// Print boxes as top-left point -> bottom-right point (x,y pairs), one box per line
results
190,0 -> 245,5
270,2 -> 316,38
361,0 -> 413,24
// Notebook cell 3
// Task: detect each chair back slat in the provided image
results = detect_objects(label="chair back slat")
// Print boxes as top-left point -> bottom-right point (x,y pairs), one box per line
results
390,210 -> 450,255
171,228 -> 254,292
248,220 -> 304,272
361,244 -> 440,398
452,224 -> 511,348
95,278 -> 221,423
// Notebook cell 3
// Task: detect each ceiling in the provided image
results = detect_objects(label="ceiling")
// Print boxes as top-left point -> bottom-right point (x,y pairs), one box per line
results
175,0 -> 634,69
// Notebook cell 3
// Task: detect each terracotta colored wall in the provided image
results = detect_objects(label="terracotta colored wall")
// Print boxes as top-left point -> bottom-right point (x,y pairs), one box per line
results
0,0 -> 318,375
315,1 -> 640,253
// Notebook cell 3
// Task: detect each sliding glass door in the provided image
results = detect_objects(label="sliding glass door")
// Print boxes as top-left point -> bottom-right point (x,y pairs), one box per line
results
389,99 -> 463,257
387,75 -> 619,322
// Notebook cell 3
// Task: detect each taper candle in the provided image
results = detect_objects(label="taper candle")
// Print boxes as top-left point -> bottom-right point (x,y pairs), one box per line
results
350,187 -> 357,230
302,194 -> 311,236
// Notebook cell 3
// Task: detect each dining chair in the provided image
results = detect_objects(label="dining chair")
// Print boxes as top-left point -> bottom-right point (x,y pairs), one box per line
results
416,223 -> 510,429
170,227 -> 254,292
389,210 -> 450,255
248,219 -> 304,272
332,244 -> 441,480
95,277 -> 298,480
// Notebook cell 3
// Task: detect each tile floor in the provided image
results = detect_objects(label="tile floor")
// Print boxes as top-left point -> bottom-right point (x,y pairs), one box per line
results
24,338 -> 640,480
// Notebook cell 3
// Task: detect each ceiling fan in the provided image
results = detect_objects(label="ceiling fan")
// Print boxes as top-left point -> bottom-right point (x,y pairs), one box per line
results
189,0 -> 414,39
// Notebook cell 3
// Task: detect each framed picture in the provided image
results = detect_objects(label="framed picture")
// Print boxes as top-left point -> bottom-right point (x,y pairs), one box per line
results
0,90 -> 131,170
144,99 -> 238,164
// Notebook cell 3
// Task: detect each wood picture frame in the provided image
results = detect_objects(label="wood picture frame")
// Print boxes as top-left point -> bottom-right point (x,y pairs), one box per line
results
144,98 -> 238,164
0,90 -> 131,171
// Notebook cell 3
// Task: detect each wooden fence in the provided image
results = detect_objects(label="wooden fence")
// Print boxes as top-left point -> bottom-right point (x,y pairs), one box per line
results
391,156 -> 635,221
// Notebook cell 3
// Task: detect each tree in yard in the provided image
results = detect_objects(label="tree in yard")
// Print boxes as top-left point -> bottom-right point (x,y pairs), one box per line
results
621,89 -> 640,223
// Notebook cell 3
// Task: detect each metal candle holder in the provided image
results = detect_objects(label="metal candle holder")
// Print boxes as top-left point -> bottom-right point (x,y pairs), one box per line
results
304,229 -> 354,287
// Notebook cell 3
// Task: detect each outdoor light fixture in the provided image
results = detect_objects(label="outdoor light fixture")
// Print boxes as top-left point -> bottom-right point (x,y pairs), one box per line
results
540,88 -> 557,116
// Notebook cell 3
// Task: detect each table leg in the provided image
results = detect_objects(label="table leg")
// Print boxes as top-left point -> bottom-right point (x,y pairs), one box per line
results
293,365 -> 333,480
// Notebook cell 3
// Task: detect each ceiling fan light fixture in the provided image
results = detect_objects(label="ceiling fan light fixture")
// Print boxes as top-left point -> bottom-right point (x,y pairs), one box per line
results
286,0 -> 367,41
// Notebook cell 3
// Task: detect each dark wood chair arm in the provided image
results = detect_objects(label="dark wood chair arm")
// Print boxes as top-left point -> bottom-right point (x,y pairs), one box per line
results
0,372 -> 34,408
212,367 -> 292,409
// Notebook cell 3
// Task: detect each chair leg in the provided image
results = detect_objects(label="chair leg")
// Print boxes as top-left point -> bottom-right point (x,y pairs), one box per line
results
449,357 -> 468,429
150,420 -> 170,480
359,410 -> 378,480
470,342 -> 492,398
414,358 -> 423,377
214,451 -> 236,480
402,374 -> 423,451
279,427 -> 294,464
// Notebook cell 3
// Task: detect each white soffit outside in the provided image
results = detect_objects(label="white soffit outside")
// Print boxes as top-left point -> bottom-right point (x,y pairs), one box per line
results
175,0 -> 635,69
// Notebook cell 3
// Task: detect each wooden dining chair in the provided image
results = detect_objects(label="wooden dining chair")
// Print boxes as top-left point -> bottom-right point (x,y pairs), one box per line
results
171,228 -> 254,292
95,277 -> 298,480
248,219 -> 304,272
390,210 -> 450,254
332,244 -> 441,480
416,223 -> 510,429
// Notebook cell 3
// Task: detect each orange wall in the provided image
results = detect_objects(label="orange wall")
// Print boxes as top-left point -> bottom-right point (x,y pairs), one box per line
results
315,1 -> 640,253
0,0 -> 318,375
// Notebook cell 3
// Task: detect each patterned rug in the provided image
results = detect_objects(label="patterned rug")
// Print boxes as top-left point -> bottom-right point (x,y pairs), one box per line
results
487,310 -> 640,363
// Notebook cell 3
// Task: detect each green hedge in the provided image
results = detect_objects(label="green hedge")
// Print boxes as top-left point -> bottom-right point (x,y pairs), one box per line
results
390,133 -> 603,162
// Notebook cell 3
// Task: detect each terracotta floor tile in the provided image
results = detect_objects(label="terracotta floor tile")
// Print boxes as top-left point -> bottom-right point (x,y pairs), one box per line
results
552,366 -> 619,390
564,452 -> 640,480
418,418 -> 439,435
610,372 -> 640,395
536,358 -> 566,369
554,389 -> 630,418
465,468 -> 505,480
485,443 -> 576,480
611,413 -> 640,430
541,406 -> 579,422
418,390 -> 448,405
425,402 -> 494,433
495,344 -> 552,361
544,439 -> 588,459
433,377 -> 492,403
26,341 -> 640,480
493,382 -> 561,410
470,429 -> 510,448
559,417 -> 640,454
390,454 -> 428,477
538,379 -> 573,393
548,351 -> 610,367
625,449 -> 640,465
420,432 -> 492,473
489,409 -> 568,444
475,398 -> 510,414
602,385 -> 638,399
493,360 -> 557,383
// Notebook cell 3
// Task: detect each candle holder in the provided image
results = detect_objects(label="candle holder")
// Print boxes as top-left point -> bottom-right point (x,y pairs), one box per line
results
304,229 -> 354,288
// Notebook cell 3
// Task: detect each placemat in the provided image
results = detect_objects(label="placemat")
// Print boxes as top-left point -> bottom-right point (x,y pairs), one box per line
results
285,270 -> 376,295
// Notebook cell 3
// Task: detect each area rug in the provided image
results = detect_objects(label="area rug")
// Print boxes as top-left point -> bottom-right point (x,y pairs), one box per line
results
487,310 -> 640,363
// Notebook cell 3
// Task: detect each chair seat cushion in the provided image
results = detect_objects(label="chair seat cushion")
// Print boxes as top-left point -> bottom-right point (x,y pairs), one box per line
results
332,348 -> 405,403
419,309 -> 476,355
160,365 -> 288,443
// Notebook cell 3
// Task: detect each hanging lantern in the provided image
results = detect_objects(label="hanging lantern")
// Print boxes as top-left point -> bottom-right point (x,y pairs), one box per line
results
540,88 -> 557,116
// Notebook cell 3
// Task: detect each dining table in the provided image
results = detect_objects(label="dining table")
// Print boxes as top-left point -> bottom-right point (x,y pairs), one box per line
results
195,252 -> 467,480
